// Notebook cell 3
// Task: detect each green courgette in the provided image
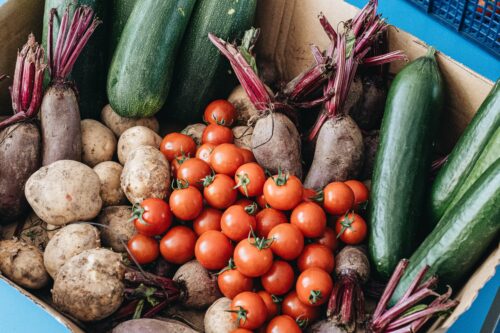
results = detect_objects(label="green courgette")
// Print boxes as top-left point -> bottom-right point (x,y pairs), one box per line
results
43,0 -> 108,119
368,48 -> 444,280
163,0 -> 257,123
109,0 -> 138,57
107,0 -> 197,118
391,158 -> 500,304
429,80 -> 500,224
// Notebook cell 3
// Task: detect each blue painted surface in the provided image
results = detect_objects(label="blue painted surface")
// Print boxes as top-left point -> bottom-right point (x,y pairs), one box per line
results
348,0 -> 499,81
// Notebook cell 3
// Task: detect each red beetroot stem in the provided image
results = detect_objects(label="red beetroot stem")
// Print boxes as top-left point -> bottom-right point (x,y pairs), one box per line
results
398,266 -> 429,303
373,259 -> 409,319
125,269 -> 179,292
363,51 -> 408,66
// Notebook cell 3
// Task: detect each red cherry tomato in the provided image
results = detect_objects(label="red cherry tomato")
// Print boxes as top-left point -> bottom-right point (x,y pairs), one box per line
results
240,148 -> 256,164
261,260 -> 295,295
315,227 -> 338,251
282,291 -> 321,322
160,133 -> 196,161
297,244 -> 334,273
193,207 -> 222,235
323,182 -> 354,215
196,143 -> 216,163
177,157 -> 212,190
159,226 -> 197,264
235,162 -> 266,197
221,205 -> 257,242
218,262 -> 254,299
234,238 -> 274,277
204,99 -> 236,126
268,223 -> 304,261
290,201 -> 326,238
257,290 -> 279,321
344,180 -> 369,208
335,212 -> 367,245
296,267 -> 333,306
195,230 -> 233,270
266,315 -> 301,333
202,124 -> 234,145
132,198 -> 172,236
263,174 -> 303,211
256,193 -> 268,209
203,174 -> 238,209
255,208 -> 287,238
127,234 -> 159,265
230,291 -> 268,330
210,143 -> 244,176
169,185 -> 203,220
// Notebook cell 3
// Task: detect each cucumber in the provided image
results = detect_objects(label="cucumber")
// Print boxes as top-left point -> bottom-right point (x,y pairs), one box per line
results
391,158 -> 500,304
163,0 -> 257,123
43,0 -> 108,119
109,0 -> 138,57
107,0 -> 197,118
368,49 -> 444,280
429,80 -> 500,223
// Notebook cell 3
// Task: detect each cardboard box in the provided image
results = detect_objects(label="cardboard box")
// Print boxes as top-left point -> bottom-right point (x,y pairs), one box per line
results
0,0 -> 497,331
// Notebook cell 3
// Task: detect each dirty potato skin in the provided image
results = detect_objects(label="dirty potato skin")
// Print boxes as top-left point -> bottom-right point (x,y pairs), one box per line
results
113,318 -> 198,333
228,85 -> 259,126
304,116 -> 364,189
252,112 -> 302,178
40,85 -> 82,165
43,224 -> 101,279
93,161 -> 127,206
117,126 -> 162,164
101,104 -> 160,137
97,206 -> 135,252
0,123 -> 41,224
25,160 -> 103,226
81,119 -> 117,167
204,297 -> 238,333
0,240 -> 49,289
121,145 -> 170,204
181,123 -> 206,147
173,260 -> 221,309
232,125 -> 253,150
53,248 -> 125,322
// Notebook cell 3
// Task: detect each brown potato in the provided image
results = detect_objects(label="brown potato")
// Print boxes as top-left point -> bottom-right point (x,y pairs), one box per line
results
81,119 -> 117,167
101,104 -> 160,137
117,126 -> 162,164
94,161 -> 127,206
97,206 -> 135,252
181,123 -> 206,147
204,297 -> 237,333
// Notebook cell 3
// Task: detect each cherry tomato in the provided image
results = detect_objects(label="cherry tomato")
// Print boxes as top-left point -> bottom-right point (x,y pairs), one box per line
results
266,315 -> 301,333
231,329 -> 253,333
323,182 -> 354,215
231,291 -> 268,330
132,198 -> 172,236
240,148 -> 256,164
335,212 -> 367,245
235,162 -> 266,197
196,143 -> 216,163
221,205 -> 257,242
177,157 -> 212,189
218,263 -> 254,299
344,180 -> 369,208
256,193 -> 268,209
302,188 -> 320,202
268,224 -> 304,261
282,291 -> 321,322
234,238 -> 274,277
159,226 -> 197,264
127,234 -> 159,265
204,99 -> 236,126
263,174 -> 303,211
169,185 -> 203,220
234,198 -> 257,210
210,143 -> 244,176
160,133 -> 196,161
195,230 -> 233,270
297,244 -> 334,273
290,201 -> 326,238
193,207 -> 222,235
261,260 -> 295,295
256,208 -> 287,238
203,174 -> 238,209
171,154 -> 189,175
296,267 -> 333,306
315,227 -> 338,251
257,290 -> 279,321
202,124 -> 234,145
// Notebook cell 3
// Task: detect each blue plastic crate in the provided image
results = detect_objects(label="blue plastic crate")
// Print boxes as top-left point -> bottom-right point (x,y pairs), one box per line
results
407,0 -> 500,56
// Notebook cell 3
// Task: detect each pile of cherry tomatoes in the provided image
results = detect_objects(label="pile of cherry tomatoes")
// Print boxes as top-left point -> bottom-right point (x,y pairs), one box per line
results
126,99 -> 370,332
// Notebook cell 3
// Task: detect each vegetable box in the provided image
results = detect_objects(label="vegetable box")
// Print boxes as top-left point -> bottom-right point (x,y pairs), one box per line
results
0,0 -> 497,332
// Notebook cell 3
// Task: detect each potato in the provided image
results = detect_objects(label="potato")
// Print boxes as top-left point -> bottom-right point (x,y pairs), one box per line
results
181,123 -> 206,147
0,123 -> 41,224
81,119 -> 117,167
204,297 -> 237,333
46,223 -> 60,240
117,126 -> 162,164
43,224 -> 101,279
101,104 -> 160,137
53,248 -> 124,321
232,126 -> 253,150
174,260 -> 221,309
97,206 -> 135,252
25,160 -> 102,225
121,145 -> 170,204
94,161 -> 127,206
0,240 -> 49,289
113,319 -> 198,333
228,85 -> 259,126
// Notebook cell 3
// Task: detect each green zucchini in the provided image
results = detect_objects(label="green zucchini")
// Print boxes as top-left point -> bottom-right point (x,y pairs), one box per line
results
391,158 -> 500,304
368,49 -> 444,280
107,0 -> 197,118
429,80 -> 500,223
163,0 -> 257,123
109,0 -> 138,58
43,0 -> 108,119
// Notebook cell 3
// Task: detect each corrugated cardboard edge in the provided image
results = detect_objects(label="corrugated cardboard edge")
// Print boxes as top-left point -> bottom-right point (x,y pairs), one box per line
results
0,274 -> 84,333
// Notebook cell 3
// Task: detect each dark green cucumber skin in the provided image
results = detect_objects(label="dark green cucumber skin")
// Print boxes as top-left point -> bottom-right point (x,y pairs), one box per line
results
368,52 -> 444,280
107,0 -> 197,118
430,80 -> 500,224
108,0 -> 138,58
163,0 -> 257,123
43,0 -> 108,120
390,159 -> 500,305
